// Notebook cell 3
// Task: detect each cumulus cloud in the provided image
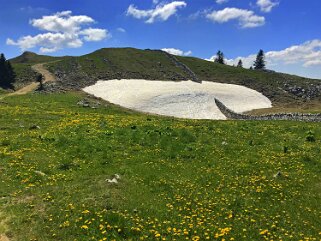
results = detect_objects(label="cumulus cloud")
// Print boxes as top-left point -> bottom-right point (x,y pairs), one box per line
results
216,0 -> 229,4
6,11 -> 109,53
256,0 -> 279,13
126,1 -> 187,23
206,8 -> 265,28
162,48 -> 192,56
207,40 -> 321,68
79,28 -> 108,41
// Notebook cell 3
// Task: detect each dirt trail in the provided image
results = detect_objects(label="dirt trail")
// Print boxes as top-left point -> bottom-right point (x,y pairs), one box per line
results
0,211 -> 9,241
0,235 -> 10,241
5,63 -> 56,97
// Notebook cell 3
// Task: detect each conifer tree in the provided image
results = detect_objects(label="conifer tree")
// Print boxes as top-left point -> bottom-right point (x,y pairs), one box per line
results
237,59 -> 243,68
214,50 -> 225,65
253,49 -> 266,70
0,53 -> 15,89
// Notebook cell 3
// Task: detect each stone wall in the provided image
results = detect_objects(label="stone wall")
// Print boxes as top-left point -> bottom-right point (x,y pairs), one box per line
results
215,99 -> 321,122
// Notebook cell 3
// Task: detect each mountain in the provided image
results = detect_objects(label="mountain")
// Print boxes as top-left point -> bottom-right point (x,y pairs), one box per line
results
10,48 -> 321,110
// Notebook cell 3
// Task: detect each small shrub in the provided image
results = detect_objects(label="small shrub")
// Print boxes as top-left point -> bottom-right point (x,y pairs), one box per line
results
306,131 -> 316,142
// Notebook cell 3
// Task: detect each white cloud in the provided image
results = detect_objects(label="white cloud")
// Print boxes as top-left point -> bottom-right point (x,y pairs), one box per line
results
216,0 -> 229,4
162,48 -> 192,56
7,11 -> 109,53
206,8 -> 265,28
79,28 -> 108,41
30,11 -> 94,33
117,27 -> 126,33
207,39 -> 321,70
127,1 -> 187,24
256,0 -> 279,13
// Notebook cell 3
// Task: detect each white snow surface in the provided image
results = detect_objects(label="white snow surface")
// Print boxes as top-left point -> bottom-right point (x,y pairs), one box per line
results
83,79 -> 272,120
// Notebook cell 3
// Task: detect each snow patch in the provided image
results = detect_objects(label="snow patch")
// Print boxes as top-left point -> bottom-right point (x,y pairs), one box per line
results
83,79 -> 272,120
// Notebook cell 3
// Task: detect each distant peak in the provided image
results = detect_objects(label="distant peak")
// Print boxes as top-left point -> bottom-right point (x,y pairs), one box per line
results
21,51 -> 37,56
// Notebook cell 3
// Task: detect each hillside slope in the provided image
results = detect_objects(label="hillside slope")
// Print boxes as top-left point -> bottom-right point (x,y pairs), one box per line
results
11,48 -> 321,110
10,52 -> 68,88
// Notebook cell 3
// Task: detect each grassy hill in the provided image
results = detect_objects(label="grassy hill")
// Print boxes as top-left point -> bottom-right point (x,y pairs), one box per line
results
10,48 -> 321,111
10,51 -> 65,64
0,92 -> 320,240
10,52 -> 69,88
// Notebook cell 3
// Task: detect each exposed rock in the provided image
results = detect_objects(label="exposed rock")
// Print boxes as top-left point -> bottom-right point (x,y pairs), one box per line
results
215,98 -> 321,122
29,125 -> 40,130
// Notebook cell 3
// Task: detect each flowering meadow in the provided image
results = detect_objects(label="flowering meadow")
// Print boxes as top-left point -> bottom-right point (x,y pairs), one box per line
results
0,93 -> 320,241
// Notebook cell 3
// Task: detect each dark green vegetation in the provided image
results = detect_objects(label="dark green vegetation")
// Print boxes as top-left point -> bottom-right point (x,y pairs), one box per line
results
237,59 -> 243,68
0,92 -> 320,240
254,49 -> 266,70
214,50 -> 225,65
0,53 -> 15,89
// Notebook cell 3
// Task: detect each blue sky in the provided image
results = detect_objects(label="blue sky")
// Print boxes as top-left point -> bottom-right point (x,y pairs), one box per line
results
1,0 -> 321,79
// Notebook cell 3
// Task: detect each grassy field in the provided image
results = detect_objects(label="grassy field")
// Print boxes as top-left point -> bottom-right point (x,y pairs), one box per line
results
0,92 -> 320,241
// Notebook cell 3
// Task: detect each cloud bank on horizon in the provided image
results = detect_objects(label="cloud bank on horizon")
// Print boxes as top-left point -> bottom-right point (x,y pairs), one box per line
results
206,40 -> 321,78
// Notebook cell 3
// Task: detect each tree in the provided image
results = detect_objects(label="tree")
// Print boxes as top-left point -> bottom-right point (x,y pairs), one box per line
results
36,73 -> 44,90
214,50 -> 225,65
253,49 -> 266,70
0,53 -> 15,89
237,59 -> 243,68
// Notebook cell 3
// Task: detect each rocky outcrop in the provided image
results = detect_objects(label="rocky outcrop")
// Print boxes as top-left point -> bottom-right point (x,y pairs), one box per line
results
215,98 -> 321,122
283,83 -> 321,100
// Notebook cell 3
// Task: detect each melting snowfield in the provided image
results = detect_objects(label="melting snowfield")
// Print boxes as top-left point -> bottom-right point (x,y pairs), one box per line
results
83,79 -> 272,120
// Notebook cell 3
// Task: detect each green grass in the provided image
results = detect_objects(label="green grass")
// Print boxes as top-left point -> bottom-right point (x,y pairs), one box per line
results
11,63 -> 38,88
0,88 -> 8,94
0,92 -> 320,241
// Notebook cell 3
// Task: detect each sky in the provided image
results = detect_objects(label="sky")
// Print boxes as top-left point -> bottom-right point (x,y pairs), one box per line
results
1,0 -> 321,79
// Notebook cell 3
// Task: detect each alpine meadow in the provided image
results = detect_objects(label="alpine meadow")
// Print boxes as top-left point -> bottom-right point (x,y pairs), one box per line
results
1,1 -> 321,241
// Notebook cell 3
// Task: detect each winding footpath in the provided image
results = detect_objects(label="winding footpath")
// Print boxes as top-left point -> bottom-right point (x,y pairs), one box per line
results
1,63 -> 56,99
